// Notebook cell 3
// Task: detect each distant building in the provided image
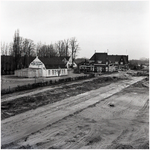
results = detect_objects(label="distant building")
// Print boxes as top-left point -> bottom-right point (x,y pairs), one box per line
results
108,55 -> 129,71
77,59 -> 91,72
1,54 -> 77,76
66,55 -> 77,68
78,52 -> 129,73
89,53 -> 109,72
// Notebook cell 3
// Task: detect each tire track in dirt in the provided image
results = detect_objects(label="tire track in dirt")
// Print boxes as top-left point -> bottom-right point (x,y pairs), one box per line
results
1,77 -> 145,146
1,77 -> 96,103
63,124 -> 96,149
104,94 -> 149,148
112,94 -> 147,118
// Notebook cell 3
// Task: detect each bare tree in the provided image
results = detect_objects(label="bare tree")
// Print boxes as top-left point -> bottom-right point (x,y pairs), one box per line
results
1,42 -> 10,55
36,42 -> 58,57
36,42 -> 47,57
1,42 -> 5,55
56,40 -> 63,57
22,38 -> 36,57
70,37 -> 80,65
13,29 -> 21,69
48,44 -> 57,57
8,42 -> 13,56
20,38 -> 36,68
38,44 -> 48,57
64,39 -> 70,57
55,39 -> 71,57
36,41 -> 43,56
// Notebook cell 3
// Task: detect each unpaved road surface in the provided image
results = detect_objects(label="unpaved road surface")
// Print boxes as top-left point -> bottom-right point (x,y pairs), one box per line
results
1,74 -> 130,120
1,76 -> 149,149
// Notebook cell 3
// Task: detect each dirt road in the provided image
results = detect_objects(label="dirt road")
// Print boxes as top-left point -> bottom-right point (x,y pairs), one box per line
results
1,77 -> 95,103
1,76 -> 148,149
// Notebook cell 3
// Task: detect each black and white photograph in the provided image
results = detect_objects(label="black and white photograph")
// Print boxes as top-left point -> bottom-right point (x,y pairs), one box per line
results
1,1 -> 149,149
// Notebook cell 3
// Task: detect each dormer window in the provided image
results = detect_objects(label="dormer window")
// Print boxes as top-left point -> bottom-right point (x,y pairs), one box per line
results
97,61 -> 102,64
89,60 -> 94,63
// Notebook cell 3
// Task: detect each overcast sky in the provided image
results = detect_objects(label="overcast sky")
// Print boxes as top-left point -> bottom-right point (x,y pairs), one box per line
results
1,1 -> 149,59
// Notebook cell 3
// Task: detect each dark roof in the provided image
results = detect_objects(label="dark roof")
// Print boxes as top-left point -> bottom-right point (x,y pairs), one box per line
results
60,56 -> 70,61
108,55 -> 128,64
39,57 -> 67,69
108,55 -> 115,63
1,55 -> 69,70
122,55 -> 128,64
1,55 -> 14,63
78,60 -> 90,66
21,56 -> 35,64
75,58 -> 89,65
90,53 -> 108,63
108,55 -> 120,63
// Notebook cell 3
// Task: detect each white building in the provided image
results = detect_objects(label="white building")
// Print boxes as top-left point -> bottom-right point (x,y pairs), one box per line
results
15,56 -> 68,78
66,55 -> 77,68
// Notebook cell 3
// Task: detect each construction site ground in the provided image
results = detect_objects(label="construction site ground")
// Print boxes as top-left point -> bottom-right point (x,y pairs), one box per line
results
1,72 -> 149,149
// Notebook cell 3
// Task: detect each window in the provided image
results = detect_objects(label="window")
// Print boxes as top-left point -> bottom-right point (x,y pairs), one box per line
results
48,70 -> 50,75
97,61 -> 102,64
52,70 -> 54,75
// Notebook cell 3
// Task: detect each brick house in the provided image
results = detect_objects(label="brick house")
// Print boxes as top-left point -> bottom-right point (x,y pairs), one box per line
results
89,53 -> 109,72
108,55 -> 129,71
78,52 -> 129,73
77,59 -> 92,72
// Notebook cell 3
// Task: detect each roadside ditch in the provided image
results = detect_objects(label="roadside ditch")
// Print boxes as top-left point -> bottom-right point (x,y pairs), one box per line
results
1,75 -> 130,120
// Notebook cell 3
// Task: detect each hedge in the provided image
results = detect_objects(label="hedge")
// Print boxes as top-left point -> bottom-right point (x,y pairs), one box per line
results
1,74 -> 94,95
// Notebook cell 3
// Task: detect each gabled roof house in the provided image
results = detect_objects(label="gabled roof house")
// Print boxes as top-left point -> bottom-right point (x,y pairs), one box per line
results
15,56 -> 69,78
108,55 -> 128,65
89,53 -> 108,65
78,52 -> 129,73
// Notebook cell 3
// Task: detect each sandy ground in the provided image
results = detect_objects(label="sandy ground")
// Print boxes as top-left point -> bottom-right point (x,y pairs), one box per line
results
1,76 -> 148,149
1,72 -> 130,120
1,71 -> 128,102
1,77 -> 95,103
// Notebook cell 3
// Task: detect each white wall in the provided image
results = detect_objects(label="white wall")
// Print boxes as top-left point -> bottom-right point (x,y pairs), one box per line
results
109,65 -> 116,72
29,56 -> 46,69
15,56 -> 68,77
66,56 -> 77,68
46,69 -> 68,77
